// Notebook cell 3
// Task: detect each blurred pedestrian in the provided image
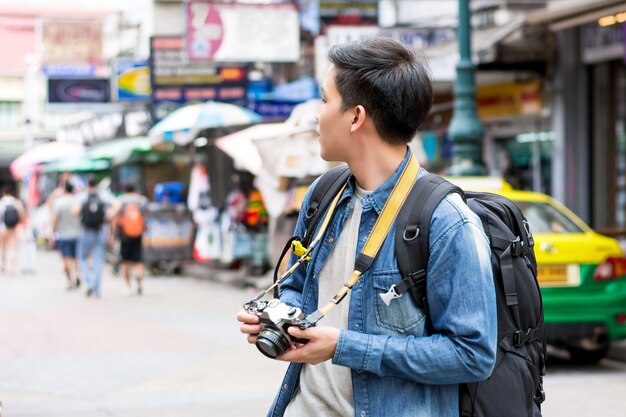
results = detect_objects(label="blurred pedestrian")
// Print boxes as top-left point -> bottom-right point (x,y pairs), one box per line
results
52,181 -> 81,290
112,183 -> 148,296
74,177 -> 111,298
0,186 -> 26,275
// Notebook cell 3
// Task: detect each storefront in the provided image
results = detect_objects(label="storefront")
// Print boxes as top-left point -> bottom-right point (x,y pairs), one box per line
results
585,22 -> 626,232
527,0 -> 626,229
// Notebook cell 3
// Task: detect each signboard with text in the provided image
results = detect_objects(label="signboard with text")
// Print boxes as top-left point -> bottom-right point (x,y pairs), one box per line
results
149,36 -> 248,121
41,19 -> 104,65
320,1 -> 378,29
316,26 -> 456,82
582,22 -> 624,63
48,78 -> 111,104
186,2 -> 299,62
477,80 -> 542,120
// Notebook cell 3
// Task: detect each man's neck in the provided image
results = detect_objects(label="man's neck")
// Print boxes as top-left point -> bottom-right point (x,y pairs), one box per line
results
347,144 -> 408,191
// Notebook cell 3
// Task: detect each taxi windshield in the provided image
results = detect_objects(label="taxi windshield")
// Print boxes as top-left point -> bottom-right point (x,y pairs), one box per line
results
514,201 -> 585,234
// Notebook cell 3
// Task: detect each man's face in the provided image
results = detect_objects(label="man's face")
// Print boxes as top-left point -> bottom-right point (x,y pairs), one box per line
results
317,66 -> 354,162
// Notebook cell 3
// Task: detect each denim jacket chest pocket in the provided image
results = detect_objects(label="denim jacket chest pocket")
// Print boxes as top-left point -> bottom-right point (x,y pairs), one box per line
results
371,269 -> 427,335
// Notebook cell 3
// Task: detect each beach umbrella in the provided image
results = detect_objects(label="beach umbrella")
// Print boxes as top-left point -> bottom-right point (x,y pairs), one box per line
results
10,141 -> 84,180
87,136 -> 153,163
148,101 -> 263,145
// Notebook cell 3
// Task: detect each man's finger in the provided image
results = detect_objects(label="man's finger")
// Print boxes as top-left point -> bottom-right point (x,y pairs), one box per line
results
288,326 -> 310,339
236,310 -> 259,324
240,324 -> 262,335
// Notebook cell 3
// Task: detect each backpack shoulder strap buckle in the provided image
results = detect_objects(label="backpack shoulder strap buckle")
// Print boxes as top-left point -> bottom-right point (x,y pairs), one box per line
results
513,327 -> 540,347
305,203 -> 319,220
402,225 -> 420,241
511,237 -> 524,257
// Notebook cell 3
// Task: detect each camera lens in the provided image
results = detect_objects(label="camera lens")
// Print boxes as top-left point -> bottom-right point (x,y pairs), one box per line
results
256,328 -> 291,359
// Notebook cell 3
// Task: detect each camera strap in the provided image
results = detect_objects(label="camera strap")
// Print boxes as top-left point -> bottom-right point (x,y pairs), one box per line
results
246,179 -> 349,306
301,154 -> 420,327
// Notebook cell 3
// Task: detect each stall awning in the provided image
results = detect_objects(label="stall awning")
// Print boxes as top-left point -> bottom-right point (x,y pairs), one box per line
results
423,16 -> 527,82
10,141 -> 85,179
87,136 -> 153,163
215,123 -> 308,175
526,0 -> 626,31
42,155 -> 110,173
41,137 -> 153,174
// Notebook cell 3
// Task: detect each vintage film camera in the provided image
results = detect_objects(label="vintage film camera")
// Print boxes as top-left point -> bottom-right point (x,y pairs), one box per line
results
245,299 -> 310,359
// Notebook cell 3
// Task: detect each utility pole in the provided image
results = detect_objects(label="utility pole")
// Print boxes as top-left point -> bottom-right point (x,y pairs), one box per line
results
24,54 -> 38,151
447,0 -> 487,176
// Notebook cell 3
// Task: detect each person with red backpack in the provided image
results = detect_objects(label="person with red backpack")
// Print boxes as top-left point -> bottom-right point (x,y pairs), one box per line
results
112,183 -> 148,296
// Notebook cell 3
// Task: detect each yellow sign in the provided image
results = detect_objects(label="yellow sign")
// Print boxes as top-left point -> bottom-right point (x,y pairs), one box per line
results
477,80 -> 542,120
118,67 -> 151,96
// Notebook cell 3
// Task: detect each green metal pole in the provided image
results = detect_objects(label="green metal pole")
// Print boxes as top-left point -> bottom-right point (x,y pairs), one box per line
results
447,0 -> 487,176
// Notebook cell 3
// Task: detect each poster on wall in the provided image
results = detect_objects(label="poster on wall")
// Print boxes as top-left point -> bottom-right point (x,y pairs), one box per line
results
115,60 -> 151,101
186,1 -> 299,62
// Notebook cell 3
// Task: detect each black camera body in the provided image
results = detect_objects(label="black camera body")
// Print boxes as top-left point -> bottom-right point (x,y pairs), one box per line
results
245,299 -> 309,359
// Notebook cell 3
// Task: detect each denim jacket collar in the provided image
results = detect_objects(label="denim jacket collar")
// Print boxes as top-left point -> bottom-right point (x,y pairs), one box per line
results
338,146 -> 413,214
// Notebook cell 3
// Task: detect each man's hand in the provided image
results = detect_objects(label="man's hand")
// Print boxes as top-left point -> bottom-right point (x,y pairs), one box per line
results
277,326 -> 340,365
236,309 -> 262,344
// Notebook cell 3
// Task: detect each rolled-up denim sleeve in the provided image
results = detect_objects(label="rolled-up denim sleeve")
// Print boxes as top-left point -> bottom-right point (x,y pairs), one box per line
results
333,194 -> 497,384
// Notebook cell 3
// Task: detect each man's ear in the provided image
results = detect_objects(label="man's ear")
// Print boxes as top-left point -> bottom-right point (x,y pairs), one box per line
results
350,105 -> 367,133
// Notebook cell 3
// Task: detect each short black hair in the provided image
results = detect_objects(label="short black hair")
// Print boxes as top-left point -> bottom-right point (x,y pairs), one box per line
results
64,182 -> 74,193
328,37 -> 433,145
87,177 -> 98,188
0,186 -> 12,196
124,183 -> 136,193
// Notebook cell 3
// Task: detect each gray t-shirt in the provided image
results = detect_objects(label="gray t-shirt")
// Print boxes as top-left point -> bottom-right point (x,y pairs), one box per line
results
284,185 -> 369,417
53,194 -> 81,239
118,193 -> 149,212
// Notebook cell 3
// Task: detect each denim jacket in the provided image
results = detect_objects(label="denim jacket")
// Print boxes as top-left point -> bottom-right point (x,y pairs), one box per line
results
269,149 -> 497,417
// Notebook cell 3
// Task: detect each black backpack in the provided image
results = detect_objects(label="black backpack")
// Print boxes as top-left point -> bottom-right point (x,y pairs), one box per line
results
81,193 -> 105,230
301,167 -> 546,417
3,204 -> 20,228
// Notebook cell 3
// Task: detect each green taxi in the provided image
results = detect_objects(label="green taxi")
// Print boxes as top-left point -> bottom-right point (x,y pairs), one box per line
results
448,177 -> 626,363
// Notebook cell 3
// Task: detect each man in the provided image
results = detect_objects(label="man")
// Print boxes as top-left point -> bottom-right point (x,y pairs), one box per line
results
74,177 -> 110,298
0,187 -> 26,275
52,181 -> 81,289
237,38 -> 497,417
112,183 -> 148,296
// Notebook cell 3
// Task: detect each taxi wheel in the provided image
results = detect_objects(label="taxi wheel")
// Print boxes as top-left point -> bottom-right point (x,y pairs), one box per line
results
566,345 -> 609,365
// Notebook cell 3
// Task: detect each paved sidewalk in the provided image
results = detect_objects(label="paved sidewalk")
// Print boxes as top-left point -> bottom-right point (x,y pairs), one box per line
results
0,249 -> 287,417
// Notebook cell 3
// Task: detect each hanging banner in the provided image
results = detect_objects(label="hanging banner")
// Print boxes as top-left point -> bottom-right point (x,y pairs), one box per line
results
186,1 -> 299,62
